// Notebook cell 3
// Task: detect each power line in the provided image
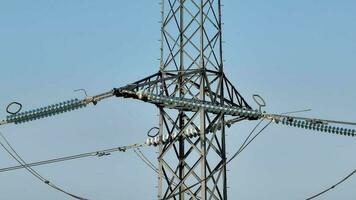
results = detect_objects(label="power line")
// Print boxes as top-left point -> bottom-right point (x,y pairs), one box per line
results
306,169 -> 356,200
133,148 -> 158,173
0,131 -> 88,200
235,119 -> 265,153
2,104 -> 351,199
0,142 -> 144,173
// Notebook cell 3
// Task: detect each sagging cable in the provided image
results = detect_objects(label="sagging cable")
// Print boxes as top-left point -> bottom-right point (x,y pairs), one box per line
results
0,131 -> 89,200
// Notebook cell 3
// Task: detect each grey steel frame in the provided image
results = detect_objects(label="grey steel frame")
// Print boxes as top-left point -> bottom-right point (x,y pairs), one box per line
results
154,0 -> 251,199
113,1 -> 251,199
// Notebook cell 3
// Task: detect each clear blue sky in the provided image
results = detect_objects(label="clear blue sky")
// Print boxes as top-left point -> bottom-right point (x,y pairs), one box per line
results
0,0 -> 355,199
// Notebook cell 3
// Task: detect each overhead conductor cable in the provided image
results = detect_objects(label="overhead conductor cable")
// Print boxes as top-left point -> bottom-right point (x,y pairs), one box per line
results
306,169 -> 356,200
0,142 -> 145,173
0,131 -> 88,200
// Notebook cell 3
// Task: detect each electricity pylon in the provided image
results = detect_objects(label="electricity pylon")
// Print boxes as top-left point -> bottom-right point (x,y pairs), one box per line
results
1,1 -> 355,199
154,0 -> 250,199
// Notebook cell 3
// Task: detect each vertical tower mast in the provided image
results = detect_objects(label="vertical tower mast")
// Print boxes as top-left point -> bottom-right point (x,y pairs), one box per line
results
157,0 -> 250,199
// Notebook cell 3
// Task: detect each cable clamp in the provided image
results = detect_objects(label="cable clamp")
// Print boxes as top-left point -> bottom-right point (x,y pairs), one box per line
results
96,151 -> 111,157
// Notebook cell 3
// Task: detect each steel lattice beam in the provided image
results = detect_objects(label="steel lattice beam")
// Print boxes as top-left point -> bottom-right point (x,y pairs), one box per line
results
156,0 -> 250,199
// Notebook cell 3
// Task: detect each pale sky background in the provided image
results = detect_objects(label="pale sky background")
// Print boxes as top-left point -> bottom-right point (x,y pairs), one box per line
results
0,0 -> 356,199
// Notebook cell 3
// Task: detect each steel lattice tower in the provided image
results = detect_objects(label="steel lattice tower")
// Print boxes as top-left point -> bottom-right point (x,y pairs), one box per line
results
156,0 -> 250,199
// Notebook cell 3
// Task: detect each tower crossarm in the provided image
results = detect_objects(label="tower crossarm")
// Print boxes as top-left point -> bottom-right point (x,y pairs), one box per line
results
1,79 -> 356,138
113,71 -> 252,109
